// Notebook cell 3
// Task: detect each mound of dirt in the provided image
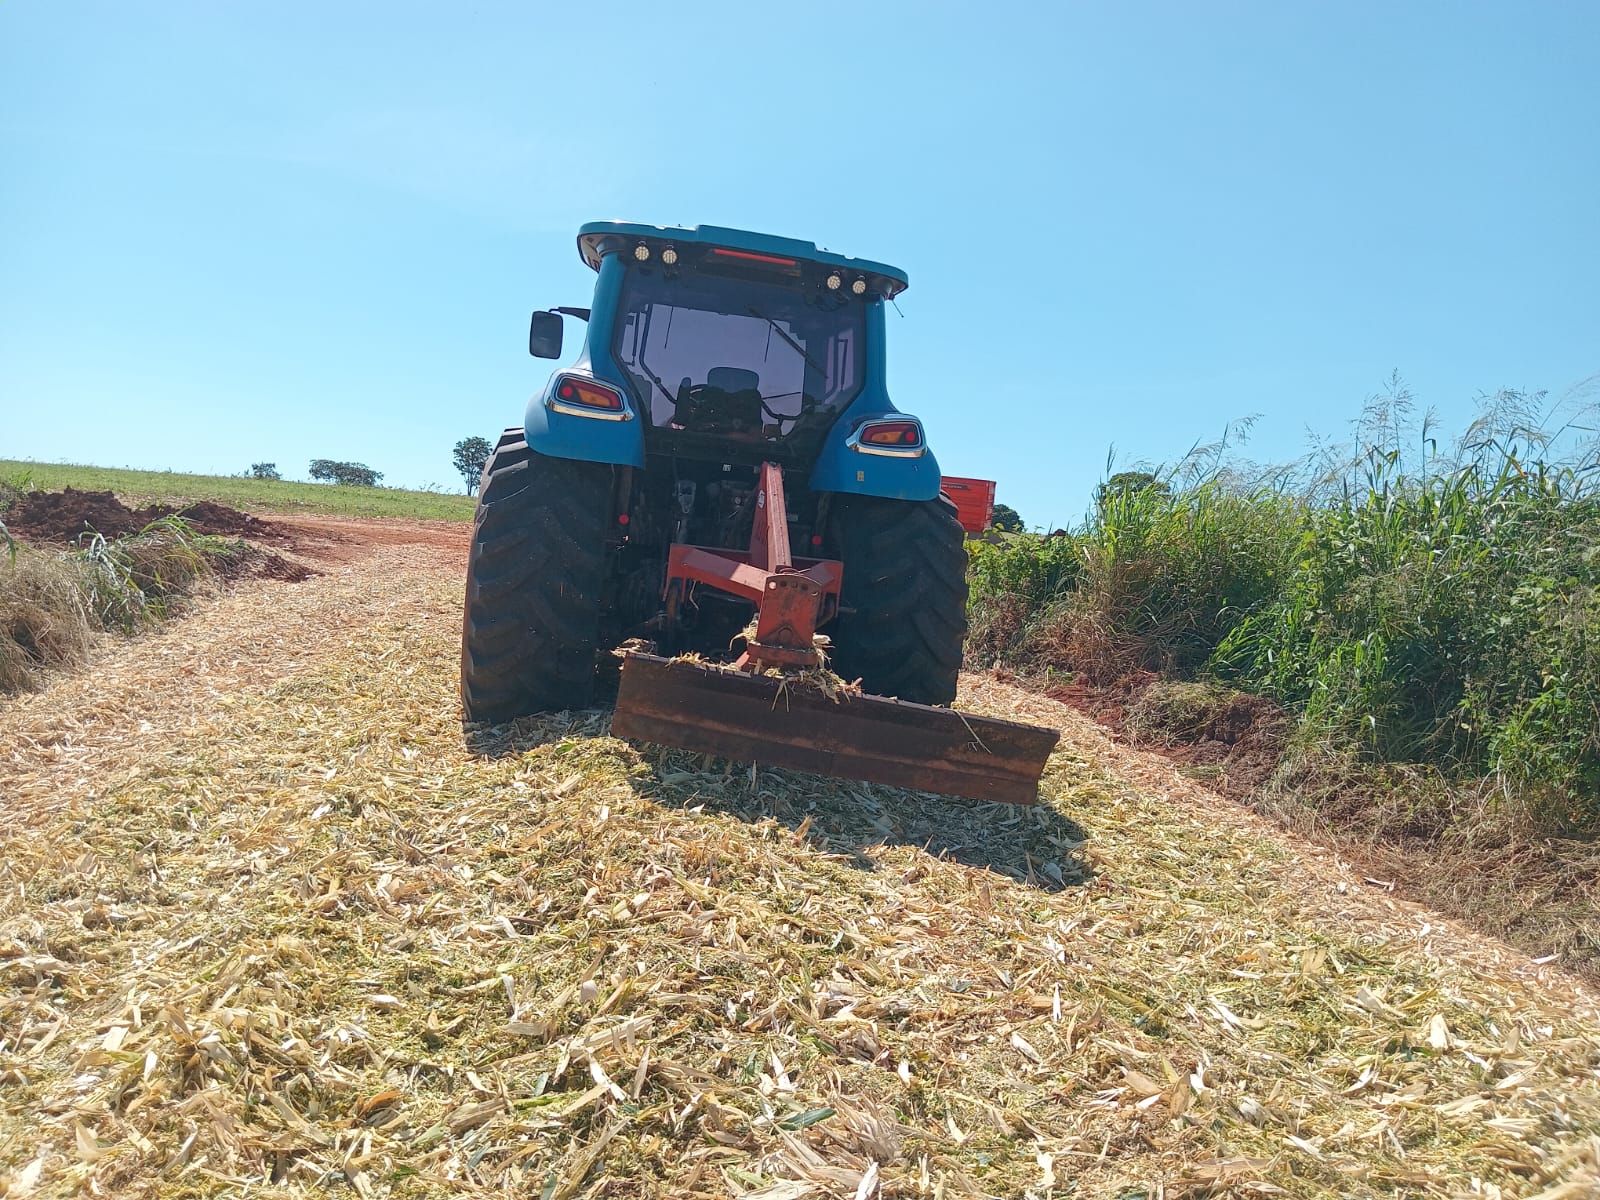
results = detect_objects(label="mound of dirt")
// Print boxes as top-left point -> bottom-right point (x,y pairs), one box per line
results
5,488 -> 290,546
5,488 -> 317,586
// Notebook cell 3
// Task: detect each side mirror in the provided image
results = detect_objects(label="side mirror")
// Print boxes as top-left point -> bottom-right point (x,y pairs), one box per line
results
529,310 -> 564,359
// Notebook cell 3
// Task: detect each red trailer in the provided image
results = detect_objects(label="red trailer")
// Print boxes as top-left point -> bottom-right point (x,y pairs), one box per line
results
940,476 -> 996,534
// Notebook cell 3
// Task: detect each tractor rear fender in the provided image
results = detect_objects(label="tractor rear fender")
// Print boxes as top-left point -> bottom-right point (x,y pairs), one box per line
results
807,407 -> 944,501
523,372 -> 646,469
523,255 -> 647,469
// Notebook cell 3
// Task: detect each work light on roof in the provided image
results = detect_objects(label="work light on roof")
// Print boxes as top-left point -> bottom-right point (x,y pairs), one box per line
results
851,277 -> 867,296
633,242 -> 650,262
825,272 -> 842,291
660,245 -> 678,266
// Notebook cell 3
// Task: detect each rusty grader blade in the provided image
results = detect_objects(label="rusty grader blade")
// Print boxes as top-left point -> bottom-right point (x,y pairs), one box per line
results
610,654 -> 1061,805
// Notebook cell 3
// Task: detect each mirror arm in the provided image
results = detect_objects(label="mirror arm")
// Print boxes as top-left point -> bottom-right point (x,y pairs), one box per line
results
553,306 -> 591,322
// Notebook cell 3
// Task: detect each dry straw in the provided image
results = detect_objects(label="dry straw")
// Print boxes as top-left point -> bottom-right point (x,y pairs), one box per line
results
0,549 -> 95,692
2,542 -> 1598,1198
0,519 -> 249,694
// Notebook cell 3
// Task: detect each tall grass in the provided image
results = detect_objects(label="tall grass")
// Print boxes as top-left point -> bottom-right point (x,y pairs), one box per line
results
965,532 -> 1080,667
1213,453 -> 1599,824
1065,479 -> 1299,681
968,385 -> 1600,836
967,477 -> 1298,681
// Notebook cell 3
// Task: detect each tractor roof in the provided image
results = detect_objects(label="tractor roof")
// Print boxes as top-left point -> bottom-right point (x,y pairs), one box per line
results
577,221 -> 909,297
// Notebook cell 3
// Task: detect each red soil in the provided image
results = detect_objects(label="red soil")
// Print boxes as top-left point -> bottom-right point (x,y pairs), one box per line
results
6,488 -> 291,545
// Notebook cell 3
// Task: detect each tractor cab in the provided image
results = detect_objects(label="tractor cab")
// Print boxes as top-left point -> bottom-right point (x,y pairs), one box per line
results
524,223 -> 934,493
600,231 -> 892,447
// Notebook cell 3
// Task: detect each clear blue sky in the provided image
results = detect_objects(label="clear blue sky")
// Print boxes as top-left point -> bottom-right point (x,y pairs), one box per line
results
3,2 -> 1595,527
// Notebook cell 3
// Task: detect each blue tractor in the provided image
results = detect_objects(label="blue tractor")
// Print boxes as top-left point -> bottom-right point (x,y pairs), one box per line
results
461,222 -> 1056,803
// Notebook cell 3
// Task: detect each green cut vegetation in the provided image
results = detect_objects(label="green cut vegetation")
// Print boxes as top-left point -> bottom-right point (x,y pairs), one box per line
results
0,460 -> 476,522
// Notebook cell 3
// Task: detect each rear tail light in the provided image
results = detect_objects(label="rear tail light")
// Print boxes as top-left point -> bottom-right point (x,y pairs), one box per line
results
547,374 -> 632,421
848,418 -> 926,457
859,420 -> 922,447
557,377 -> 622,409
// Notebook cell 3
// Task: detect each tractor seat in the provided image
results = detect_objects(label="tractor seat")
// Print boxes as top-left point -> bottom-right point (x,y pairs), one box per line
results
679,367 -> 762,433
706,367 -> 760,396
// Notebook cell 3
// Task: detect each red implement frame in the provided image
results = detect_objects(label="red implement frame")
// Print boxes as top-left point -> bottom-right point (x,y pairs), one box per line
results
613,459 -> 1062,804
665,461 -> 841,670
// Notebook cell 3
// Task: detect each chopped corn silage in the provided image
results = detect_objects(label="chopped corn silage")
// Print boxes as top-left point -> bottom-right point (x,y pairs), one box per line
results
1,539 -> 1598,1199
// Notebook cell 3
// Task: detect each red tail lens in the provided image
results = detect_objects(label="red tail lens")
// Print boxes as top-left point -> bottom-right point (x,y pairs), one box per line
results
858,420 -> 923,447
556,377 -> 623,411
710,247 -> 798,267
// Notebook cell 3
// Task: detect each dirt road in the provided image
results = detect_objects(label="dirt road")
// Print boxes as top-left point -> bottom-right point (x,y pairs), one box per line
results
2,518 -> 1597,1199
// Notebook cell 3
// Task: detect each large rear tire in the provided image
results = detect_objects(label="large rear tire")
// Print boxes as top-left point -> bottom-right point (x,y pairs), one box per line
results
460,430 -> 611,722
826,494 -> 968,705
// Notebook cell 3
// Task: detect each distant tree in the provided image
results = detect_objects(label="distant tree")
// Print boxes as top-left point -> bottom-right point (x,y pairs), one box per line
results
309,459 -> 383,487
342,464 -> 382,487
452,436 -> 493,495
249,462 -> 281,480
1095,470 -> 1170,510
990,502 -> 1024,532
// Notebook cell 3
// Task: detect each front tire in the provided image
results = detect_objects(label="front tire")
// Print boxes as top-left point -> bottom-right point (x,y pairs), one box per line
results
826,494 -> 968,705
460,430 -> 611,722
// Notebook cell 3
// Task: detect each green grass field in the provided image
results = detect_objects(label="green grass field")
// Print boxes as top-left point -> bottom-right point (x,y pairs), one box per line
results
0,460 -> 476,522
